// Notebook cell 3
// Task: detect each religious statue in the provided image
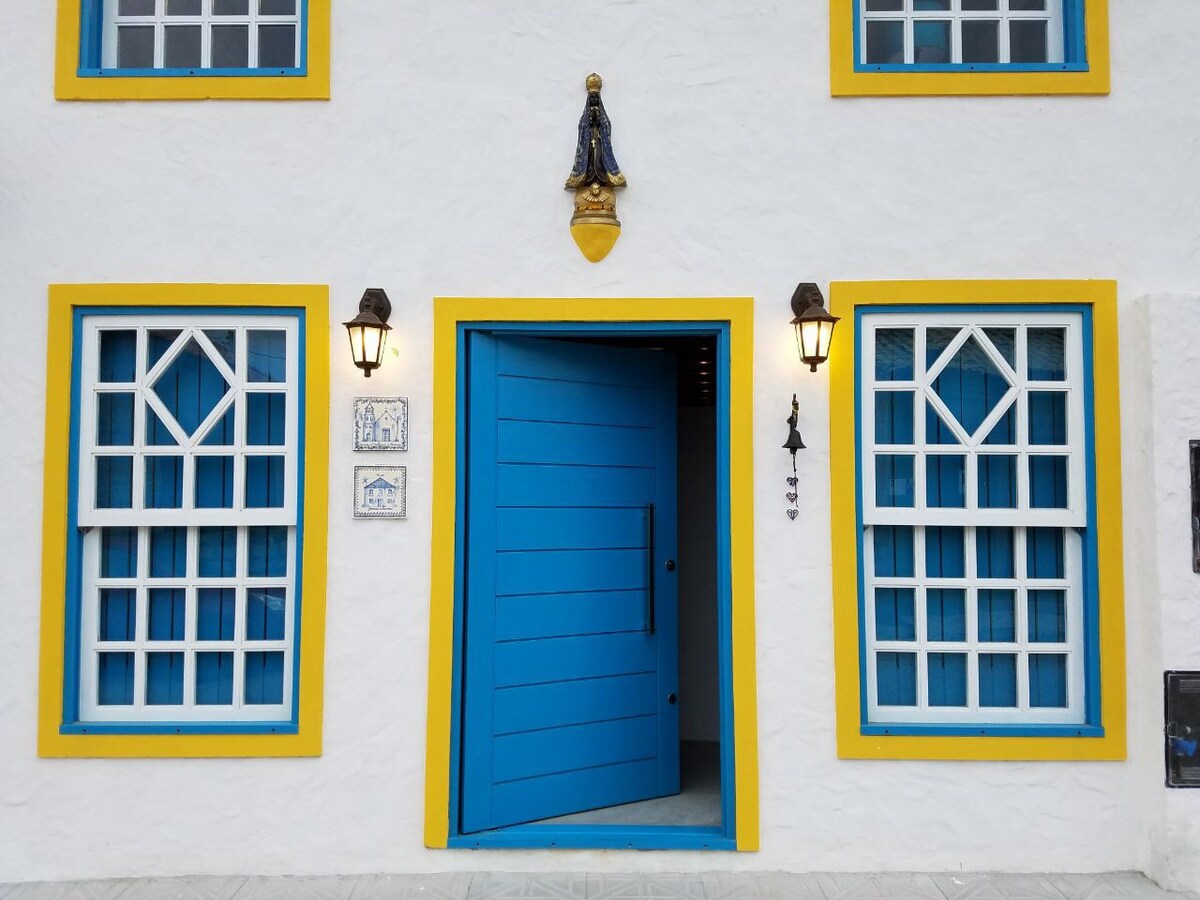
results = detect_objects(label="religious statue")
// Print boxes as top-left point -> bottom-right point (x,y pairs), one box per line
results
565,73 -> 626,263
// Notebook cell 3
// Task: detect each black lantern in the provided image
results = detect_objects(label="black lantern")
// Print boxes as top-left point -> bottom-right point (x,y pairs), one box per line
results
344,289 -> 392,378
790,283 -> 839,372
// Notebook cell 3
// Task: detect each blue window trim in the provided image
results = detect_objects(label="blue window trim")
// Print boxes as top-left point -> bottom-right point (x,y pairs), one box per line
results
853,303 -> 1103,737
76,0 -> 310,78
851,0 -> 1089,74
447,320 -> 738,851
60,305 -> 307,736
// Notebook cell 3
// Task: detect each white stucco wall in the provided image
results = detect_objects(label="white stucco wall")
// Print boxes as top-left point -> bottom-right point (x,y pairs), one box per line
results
1,0 -> 1198,887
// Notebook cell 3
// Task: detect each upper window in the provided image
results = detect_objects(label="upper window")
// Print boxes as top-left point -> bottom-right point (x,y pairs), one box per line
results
830,0 -> 1109,96
39,284 -> 330,758
828,280 -> 1126,761
55,0 -> 330,100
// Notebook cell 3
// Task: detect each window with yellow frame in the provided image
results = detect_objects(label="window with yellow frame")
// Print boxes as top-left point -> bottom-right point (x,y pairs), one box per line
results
55,0 -> 330,100
38,284 -> 330,758
828,280 -> 1126,761
830,0 -> 1109,96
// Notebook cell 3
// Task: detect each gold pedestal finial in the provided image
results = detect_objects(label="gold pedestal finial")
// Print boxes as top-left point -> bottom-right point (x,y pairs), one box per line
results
565,73 -> 626,263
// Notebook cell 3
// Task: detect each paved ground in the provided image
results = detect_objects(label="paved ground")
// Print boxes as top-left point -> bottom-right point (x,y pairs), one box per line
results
0,872 -> 1196,900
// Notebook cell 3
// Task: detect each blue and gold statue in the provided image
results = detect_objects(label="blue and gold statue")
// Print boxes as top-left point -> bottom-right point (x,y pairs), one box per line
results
565,73 -> 626,262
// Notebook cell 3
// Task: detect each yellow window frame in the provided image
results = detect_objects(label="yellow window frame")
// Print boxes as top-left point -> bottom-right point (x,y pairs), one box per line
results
38,283 -> 330,758
828,279 -> 1126,760
830,0 -> 1110,97
54,0 -> 331,101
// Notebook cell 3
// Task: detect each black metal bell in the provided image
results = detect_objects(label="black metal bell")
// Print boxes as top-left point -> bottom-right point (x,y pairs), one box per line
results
783,393 -> 806,453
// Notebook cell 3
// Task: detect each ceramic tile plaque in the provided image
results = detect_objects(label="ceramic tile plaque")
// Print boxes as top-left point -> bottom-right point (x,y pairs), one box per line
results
354,465 -> 407,519
353,397 -> 409,451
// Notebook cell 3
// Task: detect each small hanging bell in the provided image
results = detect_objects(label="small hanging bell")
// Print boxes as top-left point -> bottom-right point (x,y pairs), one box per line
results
783,393 -> 806,454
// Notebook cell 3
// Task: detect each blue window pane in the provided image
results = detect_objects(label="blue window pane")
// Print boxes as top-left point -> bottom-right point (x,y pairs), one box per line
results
875,391 -> 914,444
926,455 -> 965,508
976,527 -> 1015,578
926,328 -> 958,369
1029,456 -> 1068,508
195,456 -> 234,509
203,330 -> 236,369
913,20 -> 950,63
151,338 -> 229,437
99,589 -> 136,641
982,403 -> 1016,445
977,590 -> 1016,642
201,406 -> 236,446
197,588 -> 236,641
1028,590 -> 1067,642
149,527 -> 187,578
146,652 -> 184,705
248,526 -> 289,577
978,455 -> 1017,508
926,589 -> 966,641
97,394 -> 134,446
96,456 -> 133,508
147,330 -> 181,370
875,455 -> 914,507
1028,328 -> 1066,380
983,328 -> 1016,369
197,526 -> 237,577
244,651 -> 285,704
246,456 -> 285,508
875,588 -> 916,641
145,407 -> 178,446
932,335 -> 1010,439
101,527 -> 138,578
1027,527 -> 1065,578
145,456 -> 184,509
925,526 -> 965,578
246,393 -> 286,445
99,330 -> 137,383
98,652 -> 134,705
876,652 -> 917,706
873,525 -> 914,578
248,331 -> 287,382
875,329 -> 914,380
246,588 -> 286,640
196,652 -> 234,705
979,654 -> 1017,707
148,588 -> 185,641
927,653 -> 967,706
926,403 -> 960,445
1029,654 -> 1068,708
1029,392 -> 1067,445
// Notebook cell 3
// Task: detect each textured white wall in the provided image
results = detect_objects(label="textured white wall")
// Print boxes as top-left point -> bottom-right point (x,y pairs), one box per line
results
0,0 -> 1197,887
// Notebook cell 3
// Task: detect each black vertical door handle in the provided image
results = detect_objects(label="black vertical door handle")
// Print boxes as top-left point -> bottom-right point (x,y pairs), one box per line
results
647,502 -> 656,635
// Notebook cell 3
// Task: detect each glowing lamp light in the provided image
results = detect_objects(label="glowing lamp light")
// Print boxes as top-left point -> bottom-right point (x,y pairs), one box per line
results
344,288 -> 392,378
790,282 -> 839,373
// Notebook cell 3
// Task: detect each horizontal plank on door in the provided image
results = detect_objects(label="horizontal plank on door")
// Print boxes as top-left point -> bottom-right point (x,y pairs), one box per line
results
496,548 -> 648,596
496,463 -> 656,507
497,420 -> 656,468
496,507 -> 647,552
497,375 -> 656,428
494,672 -> 659,735
494,632 -> 657,688
493,715 -> 659,783
497,338 -> 660,389
496,590 -> 648,641
490,757 -> 664,826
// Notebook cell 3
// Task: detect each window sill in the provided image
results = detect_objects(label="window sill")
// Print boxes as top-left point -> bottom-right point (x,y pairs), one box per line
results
61,721 -> 299,736
78,67 -> 307,78
831,68 -> 1109,97
861,723 -> 1104,738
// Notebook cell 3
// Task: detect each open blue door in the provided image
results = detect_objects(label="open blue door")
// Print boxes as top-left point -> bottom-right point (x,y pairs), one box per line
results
460,333 -> 680,833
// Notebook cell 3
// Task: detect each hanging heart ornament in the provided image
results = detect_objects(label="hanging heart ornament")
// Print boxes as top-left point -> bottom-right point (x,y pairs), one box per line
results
786,509 -> 799,520
786,477 -> 798,487
787,492 -> 798,503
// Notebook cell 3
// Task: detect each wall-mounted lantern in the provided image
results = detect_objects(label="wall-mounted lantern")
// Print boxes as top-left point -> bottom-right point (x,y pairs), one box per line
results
344,288 -> 392,378
790,282 -> 839,372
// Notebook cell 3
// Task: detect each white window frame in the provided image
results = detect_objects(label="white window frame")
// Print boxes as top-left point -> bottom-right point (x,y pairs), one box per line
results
861,0 -> 1065,66
76,314 -> 299,723
102,0 -> 303,70
860,310 -> 1087,725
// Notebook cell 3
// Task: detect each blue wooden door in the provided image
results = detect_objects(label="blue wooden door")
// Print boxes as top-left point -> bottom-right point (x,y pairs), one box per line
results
461,333 -> 680,833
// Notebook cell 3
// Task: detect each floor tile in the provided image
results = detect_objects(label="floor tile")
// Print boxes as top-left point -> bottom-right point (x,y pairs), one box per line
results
353,874 -> 476,900
931,874 -> 1066,900
230,875 -> 357,900
817,874 -> 944,900
0,882 -> 131,900
700,872 -> 826,900
1046,875 -> 1176,900
468,874 -> 588,900
587,873 -> 705,900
